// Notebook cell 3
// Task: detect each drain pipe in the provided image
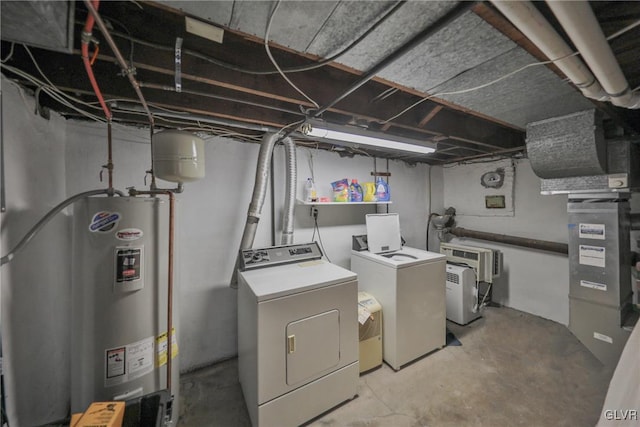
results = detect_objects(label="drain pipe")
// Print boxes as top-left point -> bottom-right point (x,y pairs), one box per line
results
491,1 -> 607,102
450,227 -> 568,255
545,1 -> 640,109
231,133 -> 297,287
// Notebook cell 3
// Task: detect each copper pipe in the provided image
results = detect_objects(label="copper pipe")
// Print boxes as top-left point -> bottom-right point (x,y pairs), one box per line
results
83,0 -> 154,127
107,119 -> 113,193
129,189 -> 175,395
81,0 -> 111,120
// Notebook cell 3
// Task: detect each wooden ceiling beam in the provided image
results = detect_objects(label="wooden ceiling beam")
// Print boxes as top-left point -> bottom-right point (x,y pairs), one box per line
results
418,105 -> 444,128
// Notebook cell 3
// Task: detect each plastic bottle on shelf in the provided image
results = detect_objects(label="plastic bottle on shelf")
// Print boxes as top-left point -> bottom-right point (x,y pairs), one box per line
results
363,182 -> 377,202
349,179 -> 363,202
304,178 -> 317,202
375,177 -> 390,201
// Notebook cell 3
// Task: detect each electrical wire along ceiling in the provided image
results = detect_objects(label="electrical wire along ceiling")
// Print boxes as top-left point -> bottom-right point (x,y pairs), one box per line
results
1,0 -> 639,164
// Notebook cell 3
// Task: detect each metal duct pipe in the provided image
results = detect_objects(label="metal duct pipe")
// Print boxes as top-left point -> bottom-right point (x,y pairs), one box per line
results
240,133 -> 279,249
450,227 -> 568,255
231,133 -> 298,286
280,137 -> 296,245
546,1 -> 640,109
491,1 -> 607,102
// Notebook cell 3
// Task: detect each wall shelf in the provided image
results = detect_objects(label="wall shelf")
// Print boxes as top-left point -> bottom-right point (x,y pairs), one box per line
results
296,199 -> 392,206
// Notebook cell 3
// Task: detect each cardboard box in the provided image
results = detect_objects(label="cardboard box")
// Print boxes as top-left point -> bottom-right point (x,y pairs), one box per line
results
70,413 -> 83,427
75,401 -> 124,427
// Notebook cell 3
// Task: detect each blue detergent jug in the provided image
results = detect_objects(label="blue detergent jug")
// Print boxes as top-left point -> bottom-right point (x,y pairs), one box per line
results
375,177 -> 390,201
349,179 -> 363,202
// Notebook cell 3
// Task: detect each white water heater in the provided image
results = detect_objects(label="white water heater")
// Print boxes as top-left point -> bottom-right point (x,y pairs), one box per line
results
71,196 -> 179,422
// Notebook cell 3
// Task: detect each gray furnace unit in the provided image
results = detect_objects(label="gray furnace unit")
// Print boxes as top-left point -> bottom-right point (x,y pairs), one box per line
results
527,110 -> 639,367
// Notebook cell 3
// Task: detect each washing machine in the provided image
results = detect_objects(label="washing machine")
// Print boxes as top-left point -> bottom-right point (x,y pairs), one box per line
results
237,242 -> 359,427
351,214 -> 446,371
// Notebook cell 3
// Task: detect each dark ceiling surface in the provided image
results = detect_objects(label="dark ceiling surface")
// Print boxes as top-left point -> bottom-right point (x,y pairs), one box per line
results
1,1 -> 639,165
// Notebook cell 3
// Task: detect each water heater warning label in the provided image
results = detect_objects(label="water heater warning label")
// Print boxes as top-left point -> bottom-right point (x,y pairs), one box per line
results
105,336 -> 154,387
116,248 -> 142,283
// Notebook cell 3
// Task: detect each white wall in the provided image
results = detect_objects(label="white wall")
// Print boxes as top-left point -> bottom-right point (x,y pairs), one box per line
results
433,158 -> 570,324
272,148 -> 431,269
0,76 -> 433,424
1,78 -> 71,425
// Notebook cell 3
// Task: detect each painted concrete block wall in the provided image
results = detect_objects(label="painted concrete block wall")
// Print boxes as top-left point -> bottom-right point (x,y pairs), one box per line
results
1,79 -> 71,425
271,148 -> 431,269
435,159 -> 570,325
1,77 -> 432,424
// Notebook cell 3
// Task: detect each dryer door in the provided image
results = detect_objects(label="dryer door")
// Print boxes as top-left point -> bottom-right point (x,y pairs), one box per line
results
286,310 -> 340,386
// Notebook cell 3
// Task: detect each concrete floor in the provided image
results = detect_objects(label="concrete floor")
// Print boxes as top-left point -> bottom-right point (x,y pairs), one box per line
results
178,307 -> 614,427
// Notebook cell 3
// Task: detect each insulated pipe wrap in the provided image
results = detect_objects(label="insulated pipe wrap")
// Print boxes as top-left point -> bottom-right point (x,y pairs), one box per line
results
280,137 -> 296,245
526,110 -> 607,179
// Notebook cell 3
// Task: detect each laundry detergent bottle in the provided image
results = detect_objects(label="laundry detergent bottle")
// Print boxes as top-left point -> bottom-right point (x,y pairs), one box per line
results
304,178 -> 317,202
349,179 -> 363,202
375,177 -> 390,201
363,182 -> 377,202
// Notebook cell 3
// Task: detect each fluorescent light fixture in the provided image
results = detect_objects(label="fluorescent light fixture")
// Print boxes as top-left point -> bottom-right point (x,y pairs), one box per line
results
305,121 -> 436,155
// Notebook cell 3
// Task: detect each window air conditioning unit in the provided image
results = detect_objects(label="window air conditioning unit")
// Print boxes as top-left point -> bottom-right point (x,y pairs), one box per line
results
440,242 -> 502,283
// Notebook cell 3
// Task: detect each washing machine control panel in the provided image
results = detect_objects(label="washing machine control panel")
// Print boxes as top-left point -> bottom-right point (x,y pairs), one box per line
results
239,242 -> 323,270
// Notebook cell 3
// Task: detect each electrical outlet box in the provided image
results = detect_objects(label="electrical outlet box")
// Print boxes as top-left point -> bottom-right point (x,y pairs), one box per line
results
310,207 -> 318,218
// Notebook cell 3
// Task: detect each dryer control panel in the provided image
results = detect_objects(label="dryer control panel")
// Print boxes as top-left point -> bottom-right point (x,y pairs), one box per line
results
239,242 -> 323,271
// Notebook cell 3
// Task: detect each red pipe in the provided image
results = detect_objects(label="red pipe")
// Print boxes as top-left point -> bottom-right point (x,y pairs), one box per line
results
81,0 -> 111,120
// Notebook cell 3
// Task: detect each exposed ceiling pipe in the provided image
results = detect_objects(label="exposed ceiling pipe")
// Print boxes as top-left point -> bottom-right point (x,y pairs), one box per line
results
83,0 -> 155,125
545,1 -> 640,109
491,1 -> 608,102
81,0 -> 114,193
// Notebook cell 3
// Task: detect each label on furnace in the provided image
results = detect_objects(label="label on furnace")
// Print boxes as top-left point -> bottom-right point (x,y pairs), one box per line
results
579,245 -> 606,268
578,223 -> 605,240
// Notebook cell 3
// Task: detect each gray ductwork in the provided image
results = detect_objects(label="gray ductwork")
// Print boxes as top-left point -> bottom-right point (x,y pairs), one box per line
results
280,138 -> 297,245
526,110 -> 606,180
231,133 -> 297,287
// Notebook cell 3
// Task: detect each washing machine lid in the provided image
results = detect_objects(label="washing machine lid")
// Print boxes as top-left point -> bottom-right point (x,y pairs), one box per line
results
351,246 -> 445,269
366,213 -> 401,254
239,259 -> 356,301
